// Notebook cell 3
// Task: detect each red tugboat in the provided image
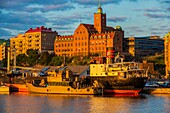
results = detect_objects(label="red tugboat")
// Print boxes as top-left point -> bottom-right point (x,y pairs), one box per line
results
89,48 -> 148,95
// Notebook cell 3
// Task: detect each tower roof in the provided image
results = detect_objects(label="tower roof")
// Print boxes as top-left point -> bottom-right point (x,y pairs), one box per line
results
97,0 -> 103,14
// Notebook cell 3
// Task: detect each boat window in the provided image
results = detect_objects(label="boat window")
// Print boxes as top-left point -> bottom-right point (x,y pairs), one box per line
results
108,65 -> 113,67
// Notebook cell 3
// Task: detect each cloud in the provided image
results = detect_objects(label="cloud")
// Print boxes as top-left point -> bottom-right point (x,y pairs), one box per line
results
133,7 -> 165,13
72,0 -> 118,6
126,26 -> 145,33
108,16 -> 127,22
144,13 -> 170,19
144,8 -> 164,12
151,31 -> 167,36
0,0 -> 73,12
0,28 -> 12,36
25,3 -> 75,12
0,11 -> 47,25
0,0 -> 70,8
160,0 -> 170,4
167,8 -> 170,11
72,0 -> 139,6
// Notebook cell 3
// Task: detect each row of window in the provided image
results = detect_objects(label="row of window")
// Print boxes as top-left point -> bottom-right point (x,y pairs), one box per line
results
55,47 -> 106,53
90,35 -> 110,39
75,37 -> 87,40
56,43 -> 73,47
56,38 -> 73,41
75,42 -> 87,46
90,47 -> 105,51
56,49 -> 73,52
90,41 -> 105,45
56,41 -> 107,47
77,31 -> 86,34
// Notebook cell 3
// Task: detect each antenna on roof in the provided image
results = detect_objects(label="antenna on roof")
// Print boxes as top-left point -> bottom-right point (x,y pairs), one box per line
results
98,0 -> 101,7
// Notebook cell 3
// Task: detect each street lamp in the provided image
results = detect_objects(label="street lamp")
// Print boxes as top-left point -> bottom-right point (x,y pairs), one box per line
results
7,47 -> 16,73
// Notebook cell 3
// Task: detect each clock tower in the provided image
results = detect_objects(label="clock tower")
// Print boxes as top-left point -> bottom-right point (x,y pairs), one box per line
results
94,2 -> 106,33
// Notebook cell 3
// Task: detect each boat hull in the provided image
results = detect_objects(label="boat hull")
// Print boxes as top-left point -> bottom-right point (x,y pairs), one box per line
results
26,82 -> 102,95
6,84 -> 28,92
103,88 -> 141,94
0,86 -> 9,92
89,77 -> 147,94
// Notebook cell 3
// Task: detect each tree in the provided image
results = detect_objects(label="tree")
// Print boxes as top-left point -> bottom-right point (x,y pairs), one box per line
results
38,52 -> 52,66
2,58 -> 7,67
16,54 -> 28,66
49,56 -> 62,66
26,49 -> 39,66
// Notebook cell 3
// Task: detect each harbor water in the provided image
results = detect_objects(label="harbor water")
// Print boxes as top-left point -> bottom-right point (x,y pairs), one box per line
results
0,93 -> 170,113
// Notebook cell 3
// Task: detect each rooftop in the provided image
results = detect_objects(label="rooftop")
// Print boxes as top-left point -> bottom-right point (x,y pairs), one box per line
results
25,26 -> 57,33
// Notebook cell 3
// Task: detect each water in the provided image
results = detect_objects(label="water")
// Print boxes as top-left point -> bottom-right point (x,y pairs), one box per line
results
0,93 -> 170,113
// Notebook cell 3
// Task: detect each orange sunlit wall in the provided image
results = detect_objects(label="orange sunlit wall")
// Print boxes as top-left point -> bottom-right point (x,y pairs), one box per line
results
54,3 -> 124,57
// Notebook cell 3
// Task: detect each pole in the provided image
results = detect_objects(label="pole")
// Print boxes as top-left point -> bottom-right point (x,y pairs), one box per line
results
13,48 -> 16,70
7,47 -> 10,73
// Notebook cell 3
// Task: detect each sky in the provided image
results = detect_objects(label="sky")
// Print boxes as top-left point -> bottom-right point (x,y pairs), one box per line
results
0,0 -> 170,39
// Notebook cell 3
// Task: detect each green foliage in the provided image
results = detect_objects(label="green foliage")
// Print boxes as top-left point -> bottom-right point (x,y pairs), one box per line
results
145,53 -> 165,76
70,56 -> 90,65
65,57 -> 74,64
16,54 -> 28,66
26,49 -> 39,66
38,52 -> 52,66
49,56 -> 62,66
2,58 -> 7,67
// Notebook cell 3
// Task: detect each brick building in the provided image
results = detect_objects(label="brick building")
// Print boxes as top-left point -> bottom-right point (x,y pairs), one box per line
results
54,3 -> 124,58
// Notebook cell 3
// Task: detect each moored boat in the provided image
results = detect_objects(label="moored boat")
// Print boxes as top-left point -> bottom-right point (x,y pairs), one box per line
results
26,66 -> 102,95
89,53 -> 148,94
141,80 -> 170,94
6,83 -> 28,92
0,85 -> 9,92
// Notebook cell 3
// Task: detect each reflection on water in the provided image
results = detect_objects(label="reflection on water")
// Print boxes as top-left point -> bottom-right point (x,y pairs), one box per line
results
0,93 -> 170,113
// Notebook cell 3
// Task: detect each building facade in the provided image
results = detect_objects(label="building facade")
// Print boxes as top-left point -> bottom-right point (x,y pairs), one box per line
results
0,43 -> 7,61
124,36 -> 164,57
164,32 -> 170,78
10,26 -> 58,58
54,4 -> 124,58
0,39 -> 10,61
